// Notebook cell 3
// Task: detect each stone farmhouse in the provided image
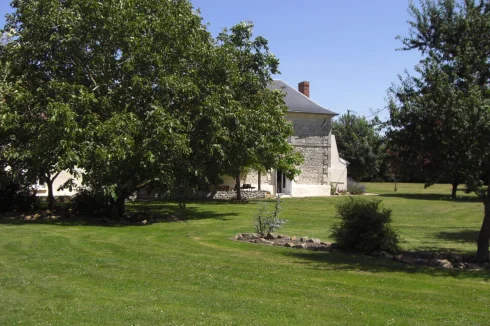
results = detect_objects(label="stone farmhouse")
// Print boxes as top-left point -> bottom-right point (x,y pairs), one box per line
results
35,80 -> 347,198
219,80 -> 348,197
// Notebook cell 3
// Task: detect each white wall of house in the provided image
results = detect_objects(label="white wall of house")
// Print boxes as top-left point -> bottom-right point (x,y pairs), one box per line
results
286,112 -> 331,187
328,134 -> 348,192
290,183 -> 331,197
285,112 -> 335,196
35,170 -> 83,197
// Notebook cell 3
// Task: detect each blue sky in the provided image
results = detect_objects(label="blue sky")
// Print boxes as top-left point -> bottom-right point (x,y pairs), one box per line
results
0,0 -> 421,120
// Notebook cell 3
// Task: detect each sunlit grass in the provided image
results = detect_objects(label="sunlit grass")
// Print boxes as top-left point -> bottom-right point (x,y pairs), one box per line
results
1,183 -> 489,325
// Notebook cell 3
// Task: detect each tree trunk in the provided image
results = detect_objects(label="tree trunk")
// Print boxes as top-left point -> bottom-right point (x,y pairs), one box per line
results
46,179 -> 55,210
235,172 -> 241,200
258,170 -> 261,191
208,184 -> 218,199
476,188 -> 490,263
115,195 -> 126,217
451,182 -> 458,199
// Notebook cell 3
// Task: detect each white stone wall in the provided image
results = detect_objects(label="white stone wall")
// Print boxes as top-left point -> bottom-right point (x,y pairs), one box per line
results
286,112 -> 332,186
328,134 -> 348,191
242,170 -> 273,189
290,183 -> 331,197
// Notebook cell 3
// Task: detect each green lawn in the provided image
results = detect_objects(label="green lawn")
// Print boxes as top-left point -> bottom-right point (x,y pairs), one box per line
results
1,183 -> 489,325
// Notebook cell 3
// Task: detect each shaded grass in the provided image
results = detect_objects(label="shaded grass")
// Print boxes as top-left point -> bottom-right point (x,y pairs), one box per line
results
1,184 -> 489,325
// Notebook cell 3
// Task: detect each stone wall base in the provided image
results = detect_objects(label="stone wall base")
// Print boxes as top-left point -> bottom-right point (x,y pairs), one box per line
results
136,189 -> 269,201
213,190 -> 269,200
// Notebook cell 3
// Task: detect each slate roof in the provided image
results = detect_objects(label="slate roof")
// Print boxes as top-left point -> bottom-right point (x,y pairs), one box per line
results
270,80 -> 338,116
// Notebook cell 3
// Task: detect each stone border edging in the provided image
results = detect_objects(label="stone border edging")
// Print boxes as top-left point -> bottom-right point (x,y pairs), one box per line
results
232,233 -> 489,270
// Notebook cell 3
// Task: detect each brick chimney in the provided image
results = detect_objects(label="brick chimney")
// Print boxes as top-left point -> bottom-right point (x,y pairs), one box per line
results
298,81 -> 310,97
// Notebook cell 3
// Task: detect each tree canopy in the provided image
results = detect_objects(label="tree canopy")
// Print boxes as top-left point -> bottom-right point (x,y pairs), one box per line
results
333,113 -> 385,181
390,0 -> 490,262
0,0 -> 303,212
213,23 -> 303,200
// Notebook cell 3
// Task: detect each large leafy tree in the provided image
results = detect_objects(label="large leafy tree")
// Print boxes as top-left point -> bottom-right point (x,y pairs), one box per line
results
0,34 -> 38,212
389,58 -> 481,197
390,0 -> 490,262
0,0 -> 225,214
69,0 -> 227,215
1,1 -> 302,213
333,113 -> 385,181
214,23 -> 303,200
1,5 -> 83,209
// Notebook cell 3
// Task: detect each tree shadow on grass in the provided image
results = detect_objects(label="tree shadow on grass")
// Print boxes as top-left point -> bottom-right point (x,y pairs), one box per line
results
0,205 -> 238,227
393,226 -> 480,254
281,250 -> 489,281
377,193 -> 480,202
435,229 -> 480,244
137,199 -> 241,206
135,203 -> 239,222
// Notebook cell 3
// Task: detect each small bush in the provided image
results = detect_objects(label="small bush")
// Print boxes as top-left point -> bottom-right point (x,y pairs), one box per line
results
254,194 -> 287,236
331,197 -> 399,254
71,188 -> 116,218
0,173 -> 39,213
347,178 -> 366,195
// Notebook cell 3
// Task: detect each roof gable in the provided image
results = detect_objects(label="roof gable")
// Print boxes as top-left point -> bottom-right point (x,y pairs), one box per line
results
270,80 -> 338,116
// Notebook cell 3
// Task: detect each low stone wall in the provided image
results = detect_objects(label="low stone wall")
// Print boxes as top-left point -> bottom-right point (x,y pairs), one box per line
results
213,190 -> 269,200
136,188 -> 269,200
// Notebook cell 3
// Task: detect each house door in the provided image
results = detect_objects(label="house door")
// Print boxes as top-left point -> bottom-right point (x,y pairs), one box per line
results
276,170 -> 291,195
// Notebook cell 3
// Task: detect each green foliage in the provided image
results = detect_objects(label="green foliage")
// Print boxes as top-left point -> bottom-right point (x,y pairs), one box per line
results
346,178 -> 366,195
391,0 -> 490,261
331,198 -> 399,254
0,1 -> 303,213
71,0 -> 215,214
0,169 -> 39,213
214,22 -> 303,199
70,188 -> 116,219
390,0 -> 490,189
333,113 -> 385,181
0,0 -> 217,214
0,2 -> 87,209
254,195 -> 287,236
387,59 -> 485,191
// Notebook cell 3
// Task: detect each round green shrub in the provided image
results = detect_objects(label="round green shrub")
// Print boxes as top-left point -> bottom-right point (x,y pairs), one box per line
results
331,197 -> 399,254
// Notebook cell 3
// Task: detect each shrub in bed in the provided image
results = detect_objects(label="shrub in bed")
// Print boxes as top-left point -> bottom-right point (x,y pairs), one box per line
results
254,194 -> 287,236
331,197 -> 399,254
